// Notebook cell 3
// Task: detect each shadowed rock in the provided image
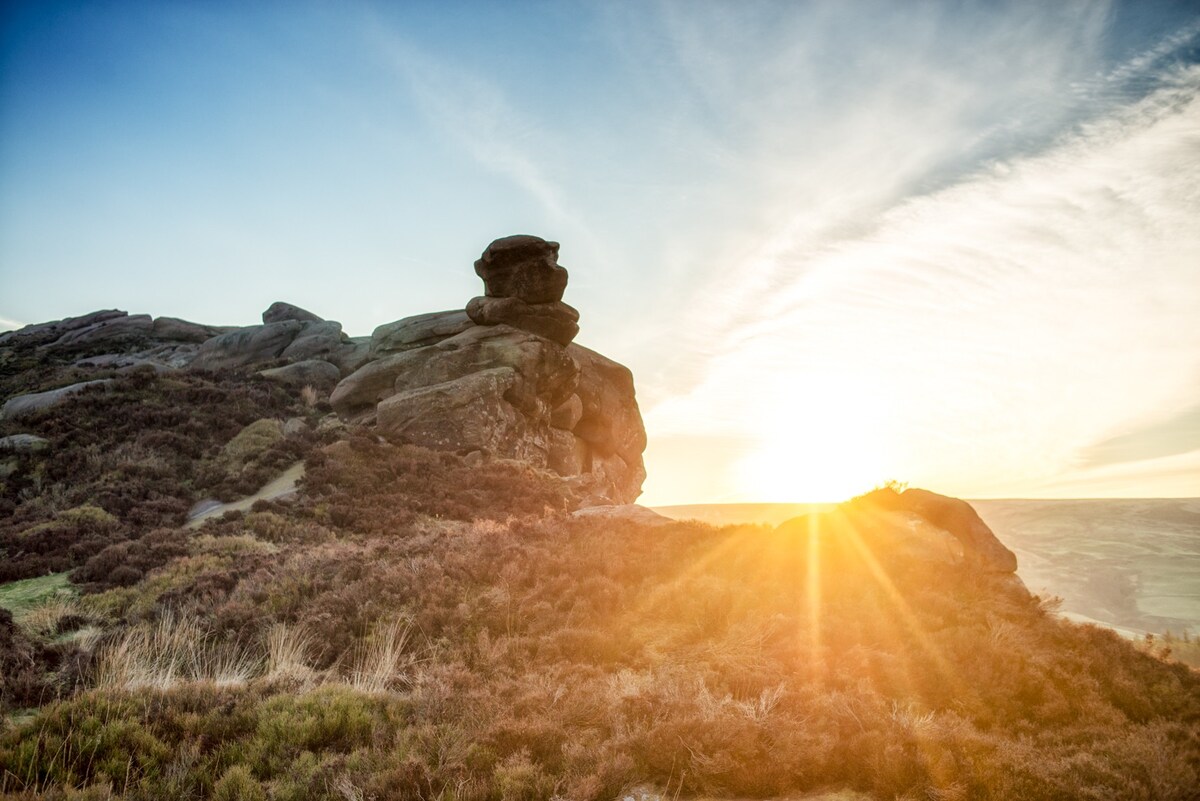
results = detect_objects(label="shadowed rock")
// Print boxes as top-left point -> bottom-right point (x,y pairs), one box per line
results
466,296 -> 580,345
850,486 -> 1019,573
474,235 -> 568,303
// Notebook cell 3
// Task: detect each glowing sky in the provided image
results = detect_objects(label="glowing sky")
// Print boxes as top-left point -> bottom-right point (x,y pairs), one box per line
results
2,1 -> 1198,504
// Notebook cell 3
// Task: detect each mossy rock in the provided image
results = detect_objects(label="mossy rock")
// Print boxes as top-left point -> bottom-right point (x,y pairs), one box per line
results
218,419 -> 284,473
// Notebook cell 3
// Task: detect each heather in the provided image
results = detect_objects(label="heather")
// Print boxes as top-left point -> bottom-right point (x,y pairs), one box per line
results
2,435 -> 1198,799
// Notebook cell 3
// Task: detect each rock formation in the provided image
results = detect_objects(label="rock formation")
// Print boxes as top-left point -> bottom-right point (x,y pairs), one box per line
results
845,486 -> 1019,573
332,235 -> 646,504
0,235 -> 649,504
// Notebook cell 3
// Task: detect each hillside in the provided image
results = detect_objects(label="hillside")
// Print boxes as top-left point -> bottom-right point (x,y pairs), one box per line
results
2,238 -> 1199,799
656,500 -> 1200,641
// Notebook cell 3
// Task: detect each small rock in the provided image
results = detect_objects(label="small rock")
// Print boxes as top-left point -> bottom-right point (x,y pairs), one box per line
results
315,414 -> 347,434
258,359 -> 341,389
571,505 -> 672,526
549,394 -> 583,430
262,302 -> 324,325
0,434 -> 49,454
282,417 -> 309,437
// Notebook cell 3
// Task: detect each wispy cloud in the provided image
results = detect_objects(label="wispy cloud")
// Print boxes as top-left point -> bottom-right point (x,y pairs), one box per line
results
641,49 -> 1200,501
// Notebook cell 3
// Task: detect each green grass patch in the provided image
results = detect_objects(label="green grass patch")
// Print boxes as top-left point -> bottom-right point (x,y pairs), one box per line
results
0,571 -> 73,617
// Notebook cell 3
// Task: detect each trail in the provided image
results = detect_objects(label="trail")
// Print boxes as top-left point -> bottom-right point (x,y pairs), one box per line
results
186,461 -> 305,528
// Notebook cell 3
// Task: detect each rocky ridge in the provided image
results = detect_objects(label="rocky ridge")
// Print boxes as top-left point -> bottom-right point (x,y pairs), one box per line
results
0,235 -> 647,504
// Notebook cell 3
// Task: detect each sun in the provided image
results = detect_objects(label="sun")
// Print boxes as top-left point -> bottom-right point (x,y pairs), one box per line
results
733,376 -> 890,503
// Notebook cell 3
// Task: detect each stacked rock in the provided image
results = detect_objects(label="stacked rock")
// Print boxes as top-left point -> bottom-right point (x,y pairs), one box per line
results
465,235 -> 580,346
328,235 -> 647,504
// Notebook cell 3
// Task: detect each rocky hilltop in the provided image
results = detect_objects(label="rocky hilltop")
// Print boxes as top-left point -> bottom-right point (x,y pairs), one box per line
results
0,235 -> 646,504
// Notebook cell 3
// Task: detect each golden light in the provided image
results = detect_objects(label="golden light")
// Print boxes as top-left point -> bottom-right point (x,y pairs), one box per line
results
733,371 -> 890,502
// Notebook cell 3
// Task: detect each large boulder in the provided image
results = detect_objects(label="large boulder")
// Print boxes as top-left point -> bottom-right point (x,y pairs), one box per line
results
0,380 -> 113,421
474,235 -> 568,303
376,367 -> 539,459
258,359 -> 341,389
189,321 -> 303,371
370,310 -> 473,358
851,487 -> 1019,573
49,314 -> 153,348
262,302 -> 324,325
466,296 -> 580,345
280,321 -> 347,362
151,316 -> 225,343
0,434 -> 49,454
0,310 -> 127,348
389,325 -> 579,415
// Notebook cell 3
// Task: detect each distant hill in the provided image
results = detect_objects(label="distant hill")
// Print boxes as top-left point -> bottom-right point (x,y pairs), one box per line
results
657,499 -> 1200,639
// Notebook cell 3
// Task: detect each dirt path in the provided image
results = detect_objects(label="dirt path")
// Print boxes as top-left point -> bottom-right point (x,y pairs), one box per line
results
186,461 -> 305,529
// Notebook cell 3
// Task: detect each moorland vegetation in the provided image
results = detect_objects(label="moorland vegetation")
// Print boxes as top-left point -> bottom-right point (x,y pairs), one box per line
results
0,300 -> 1197,800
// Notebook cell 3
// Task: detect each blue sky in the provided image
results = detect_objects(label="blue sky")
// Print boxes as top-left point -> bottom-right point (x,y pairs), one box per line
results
2,0 -> 1198,503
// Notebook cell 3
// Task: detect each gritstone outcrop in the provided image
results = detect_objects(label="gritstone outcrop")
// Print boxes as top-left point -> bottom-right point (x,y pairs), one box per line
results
331,235 -> 646,504
0,235 -> 648,504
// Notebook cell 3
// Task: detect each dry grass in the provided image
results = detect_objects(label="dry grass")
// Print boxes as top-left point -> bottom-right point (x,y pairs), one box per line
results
93,613 -> 262,690
264,623 -> 319,684
342,618 -> 413,694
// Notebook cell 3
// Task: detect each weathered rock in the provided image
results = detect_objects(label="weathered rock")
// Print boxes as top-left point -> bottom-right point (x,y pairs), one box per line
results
546,428 -> 588,476
474,235 -> 568,303
390,325 -> 579,417
377,368 -> 534,456
189,321 -> 302,371
568,344 -> 647,465
152,316 -> 222,343
0,310 -> 127,348
280,321 -> 347,362
262,302 -> 323,325
326,341 -> 372,376
853,487 -> 1019,573
258,360 -> 341,389
0,380 -> 113,421
0,434 -> 49,454
330,352 -> 413,417
550,394 -> 583,430
571,504 -> 672,527
282,417 -> 309,437
466,296 -> 580,345
51,314 -> 153,347
370,310 -> 473,358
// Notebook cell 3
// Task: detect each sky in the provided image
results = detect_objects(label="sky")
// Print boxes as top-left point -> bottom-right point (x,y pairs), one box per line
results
1,0 -> 1198,504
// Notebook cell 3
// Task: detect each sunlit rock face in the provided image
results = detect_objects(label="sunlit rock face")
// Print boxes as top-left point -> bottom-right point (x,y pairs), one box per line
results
332,235 -> 647,505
